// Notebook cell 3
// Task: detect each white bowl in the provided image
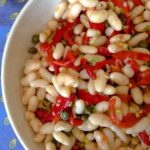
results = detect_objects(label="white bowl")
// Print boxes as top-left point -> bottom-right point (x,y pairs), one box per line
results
1,0 -> 58,149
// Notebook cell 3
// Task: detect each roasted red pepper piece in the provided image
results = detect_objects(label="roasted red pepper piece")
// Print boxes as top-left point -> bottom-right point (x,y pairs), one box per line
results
93,58 -> 116,70
53,60 -> 72,67
109,97 -> 140,128
137,69 -> 150,86
82,33 -> 89,45
69,112 -> 83,126
139,131 -> 150,146
81,58 -> 96,79
40,43 -> 52,52
141,104 -> 150,117
98,47 -> 112,57
65,49 -> 79,63
125,18 -> 135,34
127,59 -> 139,73
118,94 -> 132,103
53,64 -> 60,75
133,0 -> 143,6
113,51 -> 150,61
89,22 -> 106,33
77,89 -> 109,105
52,95 -> 75,116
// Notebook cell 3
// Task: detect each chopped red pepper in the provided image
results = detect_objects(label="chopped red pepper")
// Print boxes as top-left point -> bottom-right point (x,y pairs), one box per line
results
69,112 -> 83,126
53,60 -> 72,67
52,95 -> 75,116
113,51 -> 150,61
98,47 -> 112,57
65,49 -> 78,63
127,59 -> 139,73
141,104 -> 150,117
53,64 -> 60,75
109,97 -> 140,128
77,89 -> 109,105
82,33 -> 89,45
139,131 -> 150,146
40,43 -> 52,52
125,18 -> 135,34
89,22 -> 106,34
133,0 -> 143,6
118,94 -> 132,103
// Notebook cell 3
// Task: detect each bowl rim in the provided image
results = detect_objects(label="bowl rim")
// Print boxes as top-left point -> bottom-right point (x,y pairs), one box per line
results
1,0 -> 35,149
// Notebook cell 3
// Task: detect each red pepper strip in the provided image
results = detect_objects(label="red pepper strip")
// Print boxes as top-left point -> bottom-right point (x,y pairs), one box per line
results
98,47 -> 112,57
93,58 -> 116,70
127,59 -> 139,73
82,33 -> 89,45
53,64 -> 60,75
65,50 -> 78,63
139,131 -> 150,146
69,112 -> 83,126
81,58 -> 96,79
137,69 -> 150,86
125,18 -> 135,34
77,89 -> 109,105
52,95 -> 75,116
40,42 -> 52,52
89,22 -> 106,34
109,98 -> 140,128
133,0 -> 143,6
53,60 -> 72,67
113,51 -> 150,61
118,94 -> 132,103
110,31 -> 122,37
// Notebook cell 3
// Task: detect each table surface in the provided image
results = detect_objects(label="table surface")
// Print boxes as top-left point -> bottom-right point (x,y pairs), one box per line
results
0,0 -> 28,149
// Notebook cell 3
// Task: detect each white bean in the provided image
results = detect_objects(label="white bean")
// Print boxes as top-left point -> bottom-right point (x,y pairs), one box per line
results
128,32 -> 148,47
131,87 -> 143,105
28,96 -> 38,112
48,20 -> 58,31
85,142 -> 98,150
74,24 -> 84,35
87,79 -> 96,95
37,88 -> 46,100
144,10 -> 150,21
40,122 -> 54,134
139,65 -> 149,72
46,85 -> 58,98
30,118 -> 42,133
79,45 -> 98,54
72,127 -> 85,142
146,1 -> 150,10
107,10 -> 122,31
89,10 -> 108,23
78,79 -> 88,90
54,1 -> 67,19
116,86 -> 129,95
87,29 -> 101,37
53,43 -> 64,60
131,5 -> 144,19
79,69 -> 90,79
121,102 -> 129,116
39,32 -> 47,43
89,36 -> 107,47
74,99 -> 85,115
39,68 -> 52,82
25,111 -> 35,121
122,64 -> 134,78
144,89 -> 150,104
95,101 -> 109,113
96,1 -> 107,10
135,22 -> 150,32
103,85 -> 116,95
110,34 -> 131,43
30,79 -> 49,88
45,93 -> 55,103
86,133 -> 94,141
44,134 -> 53,144
68,0 -> 78,3
80,14 -> 90,28
79,0 -> 98,8
132,47 -> 150,54
78,120 -> 98,131
133,15 -> 144,25
94,70 -> 107,92
53,131 -> 70,146
34,133 -> 45,143
45,142 -> 56,150
127,0 -> 134,10
54,121 -> 72,132
110,72 -> 129,86
105,27 -> 114,37
84,54 -> 106,63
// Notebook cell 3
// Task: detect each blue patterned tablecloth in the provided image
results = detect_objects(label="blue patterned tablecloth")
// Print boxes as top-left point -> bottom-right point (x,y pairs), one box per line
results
0,0 -> 28,149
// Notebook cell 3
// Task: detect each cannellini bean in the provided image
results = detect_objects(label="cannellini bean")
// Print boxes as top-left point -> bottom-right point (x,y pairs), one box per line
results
94,130 -> 110,150
108,43 -> 128,53
110,34 -> 131,43
107,10 -> 122,31
86,133 -> 94,141
110,72 -> 129,86
128,32 -> 148,47
21,72 -> 36,86
28,96 -> 38,112
53,43 -> 64,60
74,99 -> 85,114
40,122 -> 54,134
48,20 -> 58,31
45,142 -> 56,150
131,87 -> 143,105
88,79 -> 96,95
39,32 -> 47,43
132,47 -> 150,54
45,93 -> 55,103
105,27 -> 114,37
80,14 -> 90,28
133,15 -> 145,25
67,3 -> 82,22
127,0 -> 134,9
67,68 -> 79,77
89,10 -> 108,23
121,102 -> 129,116
144,89 -> 150,104
30,118 -> 42,133
87,29 -> 101,37
46,85 -> 58,98
74,24 -> 84,35
53,131 -> 70,146
54,121 -> 72,132
39,68 -> 52,82
131,5 -> 144,19
79,69 -> 90,79
96,1 -> 107,10
30,79 -> 49,88
34,133 -> 45,142
48,65 -> 55,72
135,22 -> 150,32
89,36 -> 107,47
25,111 -> 35,121
95,101 -> 109,113
24,60 -> 41,74
79,45 -> 98,54
44,134 -> 53,144
94,70 -> 107,92
75,36 -> 82,45
54,1 -> 67,19
85,142 -> 98,150
122,64 -> 134,78
72,127 -> 85,142
37,88 -> 46,100
125,117 -> 150,135
103,85 -> 116,95
60,135 -> 76,150
78,120 -> 98,131
79,0 -> 98,8
146,1 -> 150,10
78,79 -> 87,89
139,65 -> 149,72
144,10 -> 150,21
116,86 -> 129,95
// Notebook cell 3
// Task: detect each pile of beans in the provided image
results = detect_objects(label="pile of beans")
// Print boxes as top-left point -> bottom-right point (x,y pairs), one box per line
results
21,0 -> 150,150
